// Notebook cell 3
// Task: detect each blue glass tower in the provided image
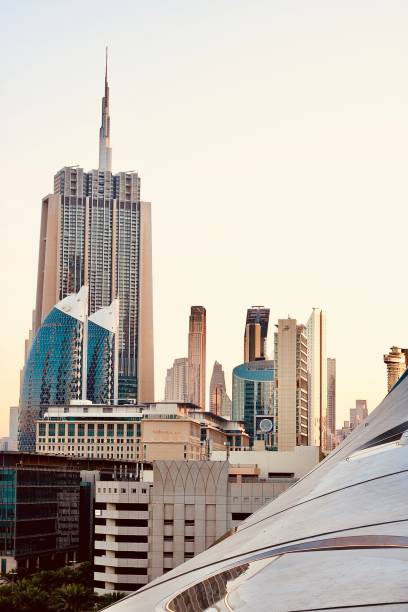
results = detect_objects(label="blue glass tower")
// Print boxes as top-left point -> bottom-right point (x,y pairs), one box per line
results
87,300 -> 119,404
19,288 -> 118,451
232,360 -> 274,448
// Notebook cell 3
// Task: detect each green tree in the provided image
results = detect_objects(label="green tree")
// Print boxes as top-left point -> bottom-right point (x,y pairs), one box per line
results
52,583 -> 95,612
12,581 -> 50,612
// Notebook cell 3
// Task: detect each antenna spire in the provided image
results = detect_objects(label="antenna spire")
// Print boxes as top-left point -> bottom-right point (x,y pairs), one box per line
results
99,47 -> 112,171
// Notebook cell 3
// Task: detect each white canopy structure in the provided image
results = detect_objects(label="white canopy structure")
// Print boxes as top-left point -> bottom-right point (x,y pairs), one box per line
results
107,372 -> 408,611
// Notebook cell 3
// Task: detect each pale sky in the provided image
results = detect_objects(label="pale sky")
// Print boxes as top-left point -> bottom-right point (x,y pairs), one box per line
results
1,0 -> 408,436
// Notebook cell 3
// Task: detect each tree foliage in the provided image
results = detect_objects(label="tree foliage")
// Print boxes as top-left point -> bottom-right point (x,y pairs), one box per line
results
0,564 -> 124,612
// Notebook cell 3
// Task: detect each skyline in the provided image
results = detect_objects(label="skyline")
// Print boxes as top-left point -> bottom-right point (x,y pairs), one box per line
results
3,1 -> 408,434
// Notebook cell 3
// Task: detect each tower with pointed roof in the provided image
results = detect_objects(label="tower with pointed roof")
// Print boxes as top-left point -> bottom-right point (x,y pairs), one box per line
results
31,51 -> 154,405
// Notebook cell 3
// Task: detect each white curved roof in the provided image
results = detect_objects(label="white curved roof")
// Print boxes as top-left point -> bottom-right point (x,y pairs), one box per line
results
107,373 -> 408,611
55,285 -> 88,322
88,298 -> 119,333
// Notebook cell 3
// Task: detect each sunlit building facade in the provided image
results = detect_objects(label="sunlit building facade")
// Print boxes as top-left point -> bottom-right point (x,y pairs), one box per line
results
187,307 -> 206,409
31,56 -> 154,404
244,306 -> 270,362
209,361 -> 232,418
307,308 -> 327,452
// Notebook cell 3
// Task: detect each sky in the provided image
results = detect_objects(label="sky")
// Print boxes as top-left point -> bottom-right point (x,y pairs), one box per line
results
1,0 -> 408,436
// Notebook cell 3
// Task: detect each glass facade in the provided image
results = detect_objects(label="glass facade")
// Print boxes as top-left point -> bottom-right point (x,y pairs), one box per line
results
87,320 -> 115,404
0,463 -> 80,566
20,291 -> 116,451
19,307 -> 84,451
232,361 -> 274,447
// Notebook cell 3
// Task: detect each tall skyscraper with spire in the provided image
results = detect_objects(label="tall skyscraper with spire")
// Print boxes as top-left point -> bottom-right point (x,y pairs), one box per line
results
187,306 -> 206,409
31,52 -> 154,403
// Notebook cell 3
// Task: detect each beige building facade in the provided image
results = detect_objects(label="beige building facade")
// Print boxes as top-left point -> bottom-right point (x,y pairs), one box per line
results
36,402 -> 248,462
94,459 -> 298,594
274,318 -> 308,451
187,306 -> 206,409
383,346 -> 408,392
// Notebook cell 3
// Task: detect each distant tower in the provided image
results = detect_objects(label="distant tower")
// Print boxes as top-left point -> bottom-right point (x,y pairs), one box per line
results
31,51 -> 154,403
327,358 -> 336,452
307,308 -> 327,452
244,306 -> 270,362
274,318 -> 308,451
383,347 -> 408,392
209,361 -> 231,418
188,307 -> 206,409
164,357 -> 188,402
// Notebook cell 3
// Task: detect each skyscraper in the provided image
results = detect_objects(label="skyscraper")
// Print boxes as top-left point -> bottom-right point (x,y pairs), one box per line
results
209,361 -> 231,418
307,308 -> 327,452
244,306 -> 270,362
32,53 -> 154,403
383,346 -> 408,392
164,357 -> 188,402
187,306 -> 206,409
19,287 -> 118,451
273,318 -> 308,451
232,360 -> 274,447
327,357 -> 336,451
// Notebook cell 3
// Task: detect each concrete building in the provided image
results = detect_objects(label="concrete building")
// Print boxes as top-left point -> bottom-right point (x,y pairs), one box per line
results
108,355 -> 408,612
336,399 -> 368,445
164,358 -> 188,402
273,318 -> 308,451
307,308 -> 328,452
209,361 -> 232,418
383,346 -> 408,392
94,459 -> 298,594
211,445 -> 320,480
187,307 -> 206,409
29,55 -> 154,405
244,306 -> 270,362
36,401 -> 248,461
232,361 -> 274,448
327,357 -> 336,451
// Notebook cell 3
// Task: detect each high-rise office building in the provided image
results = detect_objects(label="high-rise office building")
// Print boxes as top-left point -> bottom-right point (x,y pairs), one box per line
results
32,54 -> 154,404
232,360 -> 274,447
383,346 -> 408,392
273,318 -> 308,451
164,358 -> 188,402
307,308 -> 327,452
19,287 -> 118,451
209,361 -> 232,418
244,306 -> 270,362
187,307 -> 206,409
327,357 -> 336,451
350,399 -> 368,429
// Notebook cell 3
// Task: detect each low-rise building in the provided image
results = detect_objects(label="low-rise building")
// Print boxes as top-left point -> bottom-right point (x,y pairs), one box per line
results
0,452 -> 149,576
36,401 -> 248,461
93,459 -> 300,595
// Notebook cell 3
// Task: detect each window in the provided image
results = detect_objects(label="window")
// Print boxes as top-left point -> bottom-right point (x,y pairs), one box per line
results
185,520 -> 194,526
48,423 -> 56,437
58,423 -> 65,437
164,552 -> 173,558
164,536 -> 173,541
185,536 -> 194,542
78,424 -> 85,437
88,424 -> 94,437
164,520 -> 173,526
127,424 -> 134,437
115,519 -> 148,527
39,423 -> 46,437
231,512 -> 252,521
115,535 -> 148,543
117,424 -> 124,438
68,423 -> 75,437
97,424 -> 105,437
